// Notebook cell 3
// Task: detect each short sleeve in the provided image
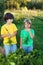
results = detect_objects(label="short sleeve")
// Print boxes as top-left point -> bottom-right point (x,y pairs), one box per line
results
13,24 -> 18,32
31,29 -> 35,36
1,26 -> 6,35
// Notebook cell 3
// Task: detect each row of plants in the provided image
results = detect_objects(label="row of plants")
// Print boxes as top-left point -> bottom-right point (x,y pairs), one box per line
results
0,49 -> 43,65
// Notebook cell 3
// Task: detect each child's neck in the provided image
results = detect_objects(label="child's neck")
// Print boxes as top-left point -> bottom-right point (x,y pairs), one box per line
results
25,28 -> 30,31
6,22 -> 12,25
25,28 -> 30,29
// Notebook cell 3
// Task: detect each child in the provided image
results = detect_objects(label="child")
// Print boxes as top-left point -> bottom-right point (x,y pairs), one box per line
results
1,13 -> 18,56
20,18 -> 35,53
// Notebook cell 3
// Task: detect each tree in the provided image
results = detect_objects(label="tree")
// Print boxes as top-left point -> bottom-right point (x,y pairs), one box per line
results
0,0 -> 6,20
4,0 -> 30,9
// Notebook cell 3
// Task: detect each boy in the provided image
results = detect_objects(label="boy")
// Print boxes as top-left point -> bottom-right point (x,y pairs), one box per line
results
1,13 -> 18,56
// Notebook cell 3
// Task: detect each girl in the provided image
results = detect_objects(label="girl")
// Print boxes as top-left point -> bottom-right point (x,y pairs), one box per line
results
20,19 -> 35,53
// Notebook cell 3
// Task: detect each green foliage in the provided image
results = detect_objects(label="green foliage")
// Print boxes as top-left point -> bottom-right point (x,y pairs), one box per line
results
4,0 -> 43,10
15,17 -> 43,50
0,49 -> 43,65
0,16 -> 43,49
0,1 -> 5,20
26,2 -> 43,10
0,16 -> 43,65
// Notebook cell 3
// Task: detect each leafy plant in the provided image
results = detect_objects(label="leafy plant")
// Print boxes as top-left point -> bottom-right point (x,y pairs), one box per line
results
0,49 -> 43,65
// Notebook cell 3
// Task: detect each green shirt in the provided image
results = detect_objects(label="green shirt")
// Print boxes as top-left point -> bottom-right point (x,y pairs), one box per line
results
20,29 -> 35,46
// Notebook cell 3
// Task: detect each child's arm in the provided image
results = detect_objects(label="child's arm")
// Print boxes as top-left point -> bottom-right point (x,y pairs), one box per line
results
1,33 -> 11,38
28,29 -> 34,39
29,31 -> 34,39
20,38 -> 22,49
10,31 -> 17,38
1,31 -> 17,38
1,26 -> 11,38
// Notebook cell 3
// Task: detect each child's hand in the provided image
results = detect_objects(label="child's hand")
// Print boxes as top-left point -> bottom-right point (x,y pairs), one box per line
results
27,29 -> 34,39
7,33 -> 11,38
1,33 -> 11,38
20,46 -> 22,49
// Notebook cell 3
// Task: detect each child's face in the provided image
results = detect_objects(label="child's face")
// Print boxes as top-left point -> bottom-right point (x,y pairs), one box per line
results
24,22 -> 28,29
7,19 -> 13,24
24,22 -> 31,29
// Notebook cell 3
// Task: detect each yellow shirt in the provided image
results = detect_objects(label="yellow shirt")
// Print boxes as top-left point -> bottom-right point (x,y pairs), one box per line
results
1,23 -> 18,45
